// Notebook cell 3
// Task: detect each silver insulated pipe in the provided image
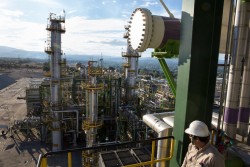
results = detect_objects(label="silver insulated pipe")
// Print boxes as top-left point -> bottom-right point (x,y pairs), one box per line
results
86,77 -> 98,148
143,112 -> 174,167
238,2 -> 250,137
125,47 -> 139,100
224,1 -> 248,139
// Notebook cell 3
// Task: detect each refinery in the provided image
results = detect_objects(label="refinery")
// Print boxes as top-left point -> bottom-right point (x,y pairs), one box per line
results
0,0 -> 250,167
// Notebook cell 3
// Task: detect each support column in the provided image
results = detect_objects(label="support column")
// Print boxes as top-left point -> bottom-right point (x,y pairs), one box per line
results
238,2 -> 250,138
225,0 -> 249,139
170,0 -> 224,166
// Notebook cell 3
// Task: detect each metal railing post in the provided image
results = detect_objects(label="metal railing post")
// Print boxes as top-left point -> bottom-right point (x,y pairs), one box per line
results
41,157 -> 47,167
151,140 -> 156,167
68,152 -> 72,167
36,136 -> 175,167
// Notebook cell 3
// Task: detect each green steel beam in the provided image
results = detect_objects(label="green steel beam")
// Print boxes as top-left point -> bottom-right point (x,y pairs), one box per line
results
152,39 -> 179,97
158,58 -> 176,97
152,39 -> 180,58
170,0 -> 224,166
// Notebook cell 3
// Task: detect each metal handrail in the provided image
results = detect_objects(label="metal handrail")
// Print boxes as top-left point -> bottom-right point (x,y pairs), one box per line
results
124,137 -> 175,167
37,136 -> 175,167
36,154 -> 43,167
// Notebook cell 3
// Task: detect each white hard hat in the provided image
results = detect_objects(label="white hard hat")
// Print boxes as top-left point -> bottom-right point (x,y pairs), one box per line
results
185,120 -> 210,137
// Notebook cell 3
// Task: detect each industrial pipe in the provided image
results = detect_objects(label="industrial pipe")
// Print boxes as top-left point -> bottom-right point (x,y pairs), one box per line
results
238,2 -> 250,137
143,112 -> 174,167
52,110 -> 79,138
127,8 -> 180,52
224,0 -> 249,139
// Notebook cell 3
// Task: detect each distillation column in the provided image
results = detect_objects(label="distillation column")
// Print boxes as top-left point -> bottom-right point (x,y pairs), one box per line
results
45,12 -> 65,151
122,24 -> 140,104
224,1 -> 249,139
82,61 -> 103,167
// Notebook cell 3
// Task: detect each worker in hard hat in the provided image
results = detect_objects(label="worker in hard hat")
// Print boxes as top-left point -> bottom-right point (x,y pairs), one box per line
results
181,120 -> 225,167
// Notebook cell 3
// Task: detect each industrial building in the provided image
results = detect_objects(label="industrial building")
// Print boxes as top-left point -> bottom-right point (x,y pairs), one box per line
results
14,0 -> 250,167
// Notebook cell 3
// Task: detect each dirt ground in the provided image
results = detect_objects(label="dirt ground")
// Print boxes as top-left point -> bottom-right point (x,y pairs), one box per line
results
0,128 -> 49,167
7,68 -> 44,80
0,68 -> 46,167
0,68 -> 82,167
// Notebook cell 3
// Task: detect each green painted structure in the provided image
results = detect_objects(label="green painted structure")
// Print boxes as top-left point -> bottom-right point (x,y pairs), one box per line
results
170,0 -> 224,166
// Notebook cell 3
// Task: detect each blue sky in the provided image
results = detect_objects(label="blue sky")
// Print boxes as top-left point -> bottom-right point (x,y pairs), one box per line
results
0,0 -> 182,57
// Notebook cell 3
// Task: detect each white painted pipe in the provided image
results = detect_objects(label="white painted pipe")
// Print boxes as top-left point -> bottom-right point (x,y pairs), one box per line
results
125,47 -> 139,102
238,2 -> 250,137
52,112 -> 61,151
162,112 -> 222,132
143,114 -> 173,133
162,116 -> 174,127
224,0 -> 248,139
143,112 -> 174,167
52,110 -> 79,137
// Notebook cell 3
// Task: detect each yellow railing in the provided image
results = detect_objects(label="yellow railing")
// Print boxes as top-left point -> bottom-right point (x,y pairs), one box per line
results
68,152 -> 72,167
37,136 -> 175,167
88,67 -> 103,75
82,119 -> 103,130
124,138 -> 175,167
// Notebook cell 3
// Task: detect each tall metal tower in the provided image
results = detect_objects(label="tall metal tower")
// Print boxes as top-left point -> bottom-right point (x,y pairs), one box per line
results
82,61 -> 103,166
45,11 -> 66,151
122,24 -> 141,105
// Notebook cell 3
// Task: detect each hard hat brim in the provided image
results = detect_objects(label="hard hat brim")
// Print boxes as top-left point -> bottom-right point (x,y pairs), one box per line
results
185,127 -> 210,137
184,128 -> 192,135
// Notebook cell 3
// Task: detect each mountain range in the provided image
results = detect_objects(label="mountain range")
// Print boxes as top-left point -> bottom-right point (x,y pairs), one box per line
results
0,45 -> 109,60
0,45 -> 227,76
0,46 -> 46,59
0,46 -> 179,69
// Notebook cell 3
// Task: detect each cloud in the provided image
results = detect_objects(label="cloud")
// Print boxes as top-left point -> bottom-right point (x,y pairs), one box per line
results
66,16 -> 124,32
171,9 -> 182,19
0,10 -> 128,56
0,1 -> 9,8
61,16 -> 127,56
88,39 -> 126,46
0,9 -> 23,17
68,10 -> 77,15
102,0 -> 117,5
0,7 -> 45,52
132,1 -> 137,6
29,0 -> 62,6
0,0 -> 180,57
140,1 -> 158,7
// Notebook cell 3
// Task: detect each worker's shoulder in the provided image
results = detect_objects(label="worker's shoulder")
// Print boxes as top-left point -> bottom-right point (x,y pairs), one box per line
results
207,144 -> 224,159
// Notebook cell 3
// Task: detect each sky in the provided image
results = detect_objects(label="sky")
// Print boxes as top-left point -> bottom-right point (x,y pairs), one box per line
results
0,0 -> 182,57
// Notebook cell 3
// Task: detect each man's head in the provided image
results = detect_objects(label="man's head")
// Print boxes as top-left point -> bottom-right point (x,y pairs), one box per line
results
185,120 -> 210,146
